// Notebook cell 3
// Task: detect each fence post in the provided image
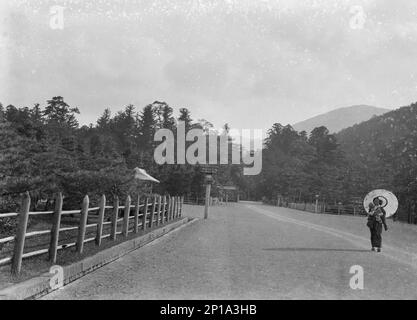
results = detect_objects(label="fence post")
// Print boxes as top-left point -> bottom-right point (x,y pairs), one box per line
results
180,196 -> 184,217
172,196 -> 177,219
77,195 -> 89,254
171,196 -> 175,220
149,196 -> 156,228
176,197 -> 179,218
156,196 -> 162,226
161,196 -> 167,224
171,196 -> 175,219
134,195 -> 140,233
49,192 -> 63,263
111,196 -> 119,240
177,196 -> 180,217
122,195 -> 131,237
12,192 -> 31,275
167,196 -> 171,222
164,196 -> 168,222
204,184 -> 211,219
142,197 -> 149,231
95,195 -> 106,246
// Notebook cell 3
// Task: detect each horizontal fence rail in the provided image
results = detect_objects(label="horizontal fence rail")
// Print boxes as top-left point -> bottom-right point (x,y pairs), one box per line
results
265,199 -> 368,216
0,192 -> 184,275
183,196 -> 228,206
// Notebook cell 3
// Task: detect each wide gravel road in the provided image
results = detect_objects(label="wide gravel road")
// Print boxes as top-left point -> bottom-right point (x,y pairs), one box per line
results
43,202 -> 417,300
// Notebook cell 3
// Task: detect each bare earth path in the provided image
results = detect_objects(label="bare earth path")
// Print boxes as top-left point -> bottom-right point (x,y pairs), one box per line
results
43,202 -> 417,300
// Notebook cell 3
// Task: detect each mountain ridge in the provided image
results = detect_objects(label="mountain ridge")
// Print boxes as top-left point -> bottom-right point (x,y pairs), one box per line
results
293,105 -> 390,133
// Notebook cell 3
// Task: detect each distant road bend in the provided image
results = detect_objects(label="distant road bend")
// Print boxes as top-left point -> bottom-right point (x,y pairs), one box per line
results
43,202 -> 417,300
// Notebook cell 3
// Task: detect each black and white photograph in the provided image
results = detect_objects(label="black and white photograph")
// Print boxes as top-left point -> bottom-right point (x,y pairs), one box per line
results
1,0 -> 417,306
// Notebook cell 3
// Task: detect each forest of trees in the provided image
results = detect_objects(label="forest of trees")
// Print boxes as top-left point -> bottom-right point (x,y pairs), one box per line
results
1,97 -> 416,223
337,102 -> 417,223
244,102 -> 417,223
244,124 -> 347,203
0,97 -> 243,212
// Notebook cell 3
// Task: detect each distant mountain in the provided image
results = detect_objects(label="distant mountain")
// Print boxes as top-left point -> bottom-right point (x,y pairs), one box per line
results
293,105 -> 390,134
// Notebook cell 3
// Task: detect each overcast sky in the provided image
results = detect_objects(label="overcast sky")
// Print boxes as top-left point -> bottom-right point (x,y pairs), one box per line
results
1,0 -> 417,130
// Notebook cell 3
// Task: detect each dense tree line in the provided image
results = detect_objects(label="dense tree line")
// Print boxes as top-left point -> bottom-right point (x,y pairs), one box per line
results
246,124 -> 347,204
243,102 -> 417,223
0,97 -> 242,212
337,102 -> 417,222
2,96 -> 416,223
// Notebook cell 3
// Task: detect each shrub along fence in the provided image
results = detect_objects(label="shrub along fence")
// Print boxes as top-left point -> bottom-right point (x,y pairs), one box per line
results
0,192 -> 184,275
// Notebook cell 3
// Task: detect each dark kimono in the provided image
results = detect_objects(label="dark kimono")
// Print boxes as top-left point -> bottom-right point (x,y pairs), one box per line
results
367,207 -> 387,248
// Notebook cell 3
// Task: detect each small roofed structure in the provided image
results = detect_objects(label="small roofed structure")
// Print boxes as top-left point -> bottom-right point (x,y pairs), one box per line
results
133,168 -> 160,183
133,168 -> 159,193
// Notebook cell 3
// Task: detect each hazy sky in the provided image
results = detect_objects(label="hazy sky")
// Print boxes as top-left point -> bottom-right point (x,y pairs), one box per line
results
1,0 -> 417,130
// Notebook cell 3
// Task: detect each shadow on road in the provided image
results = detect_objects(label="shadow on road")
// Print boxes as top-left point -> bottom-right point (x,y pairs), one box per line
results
263,247 -> 370,253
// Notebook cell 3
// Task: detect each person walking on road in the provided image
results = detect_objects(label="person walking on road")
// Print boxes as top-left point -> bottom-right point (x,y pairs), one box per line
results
367,198 -> 388,252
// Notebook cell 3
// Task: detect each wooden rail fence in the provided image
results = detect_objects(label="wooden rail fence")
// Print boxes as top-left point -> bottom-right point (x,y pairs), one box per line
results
183,196 -> 227,206
0,192 -> 184,275
284,201 -> 367,216
263,199 -> 367,216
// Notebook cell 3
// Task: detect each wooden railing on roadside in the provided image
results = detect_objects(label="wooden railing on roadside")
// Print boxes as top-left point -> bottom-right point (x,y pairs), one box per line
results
183,196 -> 228,206
263,199 -> 367,216
284,202 -> 367,216
0,192 -> 184,275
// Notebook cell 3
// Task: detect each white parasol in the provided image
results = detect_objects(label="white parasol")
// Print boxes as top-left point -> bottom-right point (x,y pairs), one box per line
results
363,189 -> 398,218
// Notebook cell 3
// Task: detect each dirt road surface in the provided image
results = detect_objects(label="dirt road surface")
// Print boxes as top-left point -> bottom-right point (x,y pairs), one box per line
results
43,202 -> 417,300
